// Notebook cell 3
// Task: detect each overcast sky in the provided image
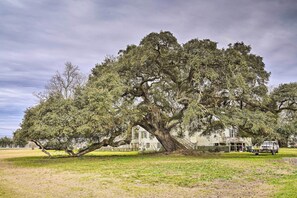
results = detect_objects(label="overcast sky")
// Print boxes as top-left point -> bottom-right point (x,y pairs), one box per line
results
1,0 -> 297,137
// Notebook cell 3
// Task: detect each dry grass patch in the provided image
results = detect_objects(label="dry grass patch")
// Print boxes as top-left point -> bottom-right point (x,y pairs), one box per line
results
0,148 -> 296,197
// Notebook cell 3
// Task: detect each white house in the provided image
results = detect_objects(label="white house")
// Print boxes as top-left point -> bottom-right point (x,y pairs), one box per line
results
130,127 -> 162,151
288,135 -> 297,147
130,126 -> 252,152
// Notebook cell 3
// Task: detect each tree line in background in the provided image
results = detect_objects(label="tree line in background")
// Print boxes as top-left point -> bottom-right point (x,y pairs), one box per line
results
0,136 -> 13,148
0,136 -> 26,148
13,31 -> 297,157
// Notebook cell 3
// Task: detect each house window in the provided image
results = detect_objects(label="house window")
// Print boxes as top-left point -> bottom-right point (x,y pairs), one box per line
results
229,128 -> 236,137
146,143 -> 150,148
141,131 -> 147,139
149,133 -> 154,140
133,131 -> 139,140
157,143 -> 161,148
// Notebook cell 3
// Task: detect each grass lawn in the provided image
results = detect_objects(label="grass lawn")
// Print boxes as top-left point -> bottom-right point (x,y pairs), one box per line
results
0,148 -> 296,197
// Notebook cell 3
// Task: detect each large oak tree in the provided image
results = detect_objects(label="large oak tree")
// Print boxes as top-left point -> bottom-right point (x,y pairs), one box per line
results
15,31 -> 297,154
91,31 -> 272,152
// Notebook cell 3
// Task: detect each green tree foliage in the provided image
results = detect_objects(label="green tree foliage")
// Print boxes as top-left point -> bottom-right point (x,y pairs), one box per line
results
17,96 -> 80,156
16,63 -> 134,157
15,31 -> 297,154
270,83 -> 297,146
71,66 -> 136,156
12,129 -> 27,147
0,136 -> 13,148
15,60 -> 86,156
95,31 -> 272,151
276,115 -> 297,147
270,83 -> 297,113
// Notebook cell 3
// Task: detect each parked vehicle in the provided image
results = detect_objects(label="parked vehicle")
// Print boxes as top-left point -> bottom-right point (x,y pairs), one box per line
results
252,141 -> 279,155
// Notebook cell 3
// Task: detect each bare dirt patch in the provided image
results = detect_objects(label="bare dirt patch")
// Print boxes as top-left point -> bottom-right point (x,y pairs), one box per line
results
0,160 -> 274,198
0,156 -> 133,198
132,180 -> 274,198
283,158 -> 297,166
202,179 -> 274,198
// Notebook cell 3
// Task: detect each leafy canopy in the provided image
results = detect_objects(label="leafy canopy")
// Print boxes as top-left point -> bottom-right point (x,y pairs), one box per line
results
15,31 -> 297,153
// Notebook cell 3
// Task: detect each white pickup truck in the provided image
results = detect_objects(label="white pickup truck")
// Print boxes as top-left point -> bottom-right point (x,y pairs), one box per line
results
252,141 -> 279,155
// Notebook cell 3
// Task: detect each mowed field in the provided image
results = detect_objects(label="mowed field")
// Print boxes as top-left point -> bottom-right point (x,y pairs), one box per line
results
0,149 -> 296,198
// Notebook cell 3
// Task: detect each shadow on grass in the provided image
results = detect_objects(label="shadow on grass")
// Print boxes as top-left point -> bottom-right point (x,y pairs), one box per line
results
4,148 -> 297,169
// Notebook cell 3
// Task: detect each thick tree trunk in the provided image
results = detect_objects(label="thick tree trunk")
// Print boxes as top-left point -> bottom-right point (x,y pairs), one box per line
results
154,130 -> 186,152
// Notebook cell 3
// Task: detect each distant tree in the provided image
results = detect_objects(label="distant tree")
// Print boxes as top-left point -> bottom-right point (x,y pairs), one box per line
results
13,129 -> 28,147
35,62 -> 85,100
270,83 -> 297,146
0,136 -> 13,148
276,116 -> 297,147
269,83 -> 297,113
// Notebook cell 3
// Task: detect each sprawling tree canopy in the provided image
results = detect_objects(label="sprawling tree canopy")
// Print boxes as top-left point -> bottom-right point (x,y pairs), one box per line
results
94,31 -> 273,151
15,31 -> 297,154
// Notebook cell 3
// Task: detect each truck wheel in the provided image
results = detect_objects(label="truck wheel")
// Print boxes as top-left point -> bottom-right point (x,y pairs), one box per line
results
255,152 -> 259,155
271,151 -> 275,155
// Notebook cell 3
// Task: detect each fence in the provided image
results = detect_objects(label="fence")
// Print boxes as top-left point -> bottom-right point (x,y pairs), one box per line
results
97,145 -> 231,152
97,147 -> 137,152
195,146 -> 230,152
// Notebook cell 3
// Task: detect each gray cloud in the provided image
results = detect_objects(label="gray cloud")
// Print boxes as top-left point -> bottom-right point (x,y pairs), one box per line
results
0,0 -> 297,137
